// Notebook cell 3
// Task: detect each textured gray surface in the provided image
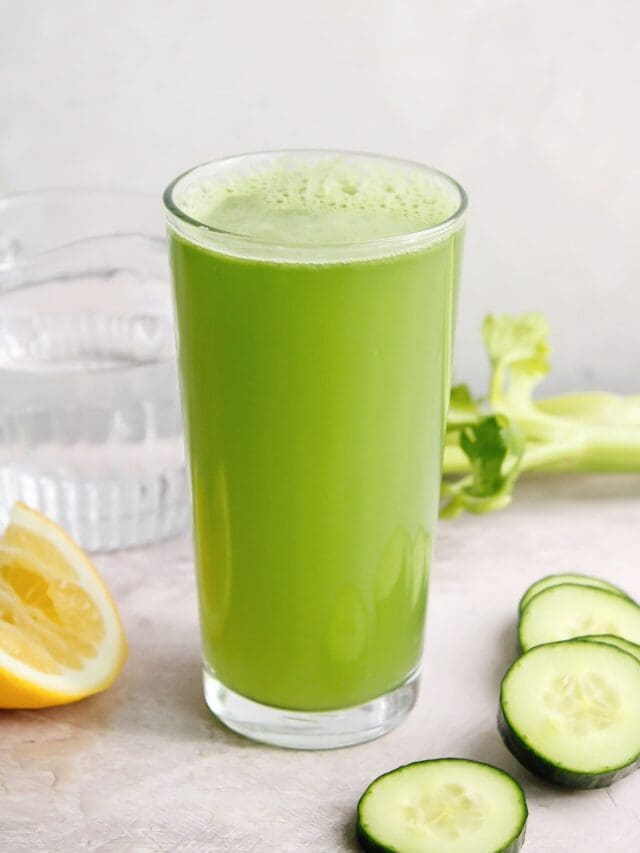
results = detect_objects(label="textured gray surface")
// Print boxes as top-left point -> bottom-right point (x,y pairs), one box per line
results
1,474 -> 639,852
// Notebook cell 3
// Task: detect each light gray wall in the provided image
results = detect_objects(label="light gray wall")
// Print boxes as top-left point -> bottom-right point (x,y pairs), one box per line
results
3,0 -> 638,394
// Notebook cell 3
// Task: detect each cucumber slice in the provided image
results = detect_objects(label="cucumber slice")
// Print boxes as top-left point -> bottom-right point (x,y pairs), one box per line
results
581,634 -> 640,663
519,583 -> 640,651
356,758 -> 527,853
499,640 -> 640,788
519,573 -> 632,613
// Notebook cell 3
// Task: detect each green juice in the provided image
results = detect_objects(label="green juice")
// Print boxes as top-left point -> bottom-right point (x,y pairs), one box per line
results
167,155 -> 465,713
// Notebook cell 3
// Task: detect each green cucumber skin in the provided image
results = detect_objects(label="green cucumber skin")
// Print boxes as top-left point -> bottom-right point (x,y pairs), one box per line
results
498,702 -> 640,790
518,574 -> 633,614
357,821 -> 526,853
518,584 -> 640,653
356,822 -> 400,853
582,635 -> 640,662
356,759 -> 527,853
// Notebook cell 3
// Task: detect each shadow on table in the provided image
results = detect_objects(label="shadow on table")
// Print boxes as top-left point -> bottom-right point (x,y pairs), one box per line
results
114,639 -> 263,750
489,620 -> 521,686
341,815 -> 361,851
5,638 -> 257,753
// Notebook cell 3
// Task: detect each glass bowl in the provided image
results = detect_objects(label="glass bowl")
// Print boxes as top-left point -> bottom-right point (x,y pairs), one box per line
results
0,190 -> 189,551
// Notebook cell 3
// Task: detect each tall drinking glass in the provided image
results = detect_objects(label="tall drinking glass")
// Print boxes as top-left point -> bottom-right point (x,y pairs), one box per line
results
164,151 -> 466,748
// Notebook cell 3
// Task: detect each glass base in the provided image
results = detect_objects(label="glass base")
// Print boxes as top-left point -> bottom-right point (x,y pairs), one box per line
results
0,466 -> 189,552
203,666 -> 420,750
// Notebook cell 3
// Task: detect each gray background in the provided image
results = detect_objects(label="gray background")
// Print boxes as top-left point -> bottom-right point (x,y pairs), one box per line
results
2,0 -> 638,393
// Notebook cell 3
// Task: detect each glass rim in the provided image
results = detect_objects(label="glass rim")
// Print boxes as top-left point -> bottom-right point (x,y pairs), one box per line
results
0,188 -> 162,274
163,149 -> 468,258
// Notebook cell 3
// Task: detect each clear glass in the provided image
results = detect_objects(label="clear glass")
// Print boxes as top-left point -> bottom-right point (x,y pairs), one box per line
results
165,151 -> 467,748
0,190 -> 189,551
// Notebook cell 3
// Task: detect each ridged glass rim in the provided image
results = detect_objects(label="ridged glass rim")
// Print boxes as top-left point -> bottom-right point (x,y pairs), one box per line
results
0,188 -> 161,274
163,149 -> 467,263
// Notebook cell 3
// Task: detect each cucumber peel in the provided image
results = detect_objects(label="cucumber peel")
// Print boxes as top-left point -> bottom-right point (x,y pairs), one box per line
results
581,634 -> 640,663
357,758 -> 527,852
499,640 -> 640,788
519,583 -> 640,651
518,573 -> 632,613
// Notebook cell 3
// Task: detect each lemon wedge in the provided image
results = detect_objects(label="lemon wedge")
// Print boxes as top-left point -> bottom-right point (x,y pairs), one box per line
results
0,502 -> 127,708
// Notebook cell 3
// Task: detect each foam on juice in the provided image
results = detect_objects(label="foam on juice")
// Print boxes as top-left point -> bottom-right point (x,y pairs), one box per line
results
177,156 -> 461,246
